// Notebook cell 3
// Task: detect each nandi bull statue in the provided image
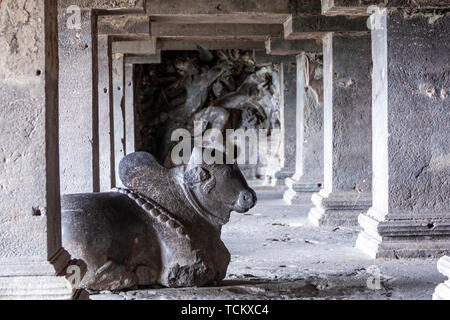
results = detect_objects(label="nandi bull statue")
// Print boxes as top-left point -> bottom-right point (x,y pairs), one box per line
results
61,147 -> 257,291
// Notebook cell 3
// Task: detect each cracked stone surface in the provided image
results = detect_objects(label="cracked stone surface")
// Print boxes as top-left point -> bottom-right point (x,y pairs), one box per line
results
91,189 -> 444,300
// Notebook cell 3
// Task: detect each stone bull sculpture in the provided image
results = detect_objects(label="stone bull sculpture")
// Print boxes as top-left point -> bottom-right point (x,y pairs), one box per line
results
61,148 -> 257,291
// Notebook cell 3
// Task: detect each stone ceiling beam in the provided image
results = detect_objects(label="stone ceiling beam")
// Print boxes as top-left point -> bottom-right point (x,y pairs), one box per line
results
112,40 -> 157,55
321,0 -> 450,16
61,0 -> 145,12
284,15 -> 369,39
266,38 -> 322,55
109,35 -> 266,51
98,15 -> 150,35
124,53 -> 162,65
253,50 -> 297,64
151,23 -> 283,41
146,0 -> 321,24
157,39 -> 266,51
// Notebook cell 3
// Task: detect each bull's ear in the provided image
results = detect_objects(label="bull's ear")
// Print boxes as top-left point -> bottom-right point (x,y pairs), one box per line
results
184,167 -> 210,185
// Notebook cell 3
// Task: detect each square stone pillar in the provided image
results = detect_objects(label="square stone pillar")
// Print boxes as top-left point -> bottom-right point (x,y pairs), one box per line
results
110,40 -> 156,187
124,63 -> 136,157
434,256 -> 450,300
123,54 -> 162,162
308,33 -> 372,227
97,14 -> 150,192
271,62 -> 297,186
58,2 -> 146,195
111,52 -> 126,187
356,10 -> 450,259
0,0 -> 79,299
58,4 -> 100,194
284,53 -> 324,204
98,35 -> 114,191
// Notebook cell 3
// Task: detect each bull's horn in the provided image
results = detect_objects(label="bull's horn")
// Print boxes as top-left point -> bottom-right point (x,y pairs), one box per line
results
187,146 -> 203,170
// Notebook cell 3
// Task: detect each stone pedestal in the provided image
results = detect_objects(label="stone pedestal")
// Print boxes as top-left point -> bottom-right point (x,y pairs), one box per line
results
433,257 -> 450,300
271,62 -> 297,186
356,10 -> 450,259
284,53 -> 324,204
0,0 -> 79,299
308,33 -> 372,227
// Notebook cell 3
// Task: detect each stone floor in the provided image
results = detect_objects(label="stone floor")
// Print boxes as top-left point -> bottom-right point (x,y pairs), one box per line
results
91,188 -> 444,300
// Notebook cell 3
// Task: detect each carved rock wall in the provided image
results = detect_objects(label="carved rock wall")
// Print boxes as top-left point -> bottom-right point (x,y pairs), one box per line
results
134,49 -> 283,174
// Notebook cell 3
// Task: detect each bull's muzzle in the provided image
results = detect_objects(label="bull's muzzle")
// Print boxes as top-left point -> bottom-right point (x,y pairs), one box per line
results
236,189 -> 257,211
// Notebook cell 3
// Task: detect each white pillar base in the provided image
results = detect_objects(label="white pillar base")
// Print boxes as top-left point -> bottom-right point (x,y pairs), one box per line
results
356,209 -> 450,259
308,189 -> 371,227
433,256 -> 450,300
283,177 -> 322,204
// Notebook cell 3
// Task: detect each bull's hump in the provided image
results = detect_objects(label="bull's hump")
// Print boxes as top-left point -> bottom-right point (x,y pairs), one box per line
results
119,152 -> 168,190
61,192 -> 131,212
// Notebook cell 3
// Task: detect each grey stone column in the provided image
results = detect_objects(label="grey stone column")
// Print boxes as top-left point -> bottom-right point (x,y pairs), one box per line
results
0,0 -> 80,299
123,54 -> 162,160
253,52 -> 299,187
98,35 -> 114,191
434,256 -> 450,300
284,53 -> 324,204
308,33 -> 372,227
58,4 -> 99,194
111,52 -> 125,187
271,62 -> 298,186
97,15 -> 151,192
356,10 -> 450,259
124,63 -> 136,156
110,41 -> 157,187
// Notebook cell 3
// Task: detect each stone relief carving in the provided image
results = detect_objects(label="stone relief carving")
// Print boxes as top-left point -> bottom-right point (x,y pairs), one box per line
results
134,49 -> 282,169
61,148 -> 257,291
